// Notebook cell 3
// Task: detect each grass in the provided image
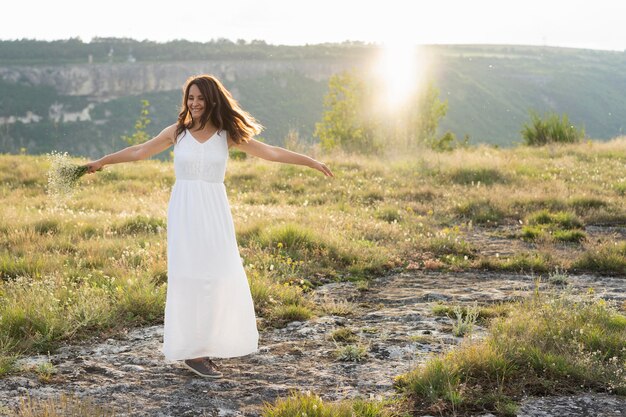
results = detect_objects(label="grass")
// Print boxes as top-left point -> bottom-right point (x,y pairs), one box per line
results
34,360 -> 57,383
329,327 -> 359,343
113,215 -> 166,235
318,295 -> 357,316
451,304 -> 480,337
572,241 -> 626,275
521,210 -> 587,243
478,252 -> 553,273
454,199 -> 506,225
1,137 -> 625,377
547,268 -> 570,286
261,390 -> 394,417
262,283 -> 625,416
269,304 -> 314,327
431,302 -> 510,323
394,289 -> 626,415
448,167 -> 510,186
334,344 -> 369,362
15,393 -> 121,416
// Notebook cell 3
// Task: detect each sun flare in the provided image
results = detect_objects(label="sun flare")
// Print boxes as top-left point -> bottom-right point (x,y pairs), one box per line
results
375,42 -> 422,110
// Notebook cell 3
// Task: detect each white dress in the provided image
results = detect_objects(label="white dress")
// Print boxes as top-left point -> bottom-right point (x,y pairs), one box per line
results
161,128 -> 259,361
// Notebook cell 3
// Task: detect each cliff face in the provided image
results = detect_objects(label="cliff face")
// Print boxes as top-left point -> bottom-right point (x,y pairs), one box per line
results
3,46 -> 626,153
0,59 -> 341,156
0,59 -> 357,99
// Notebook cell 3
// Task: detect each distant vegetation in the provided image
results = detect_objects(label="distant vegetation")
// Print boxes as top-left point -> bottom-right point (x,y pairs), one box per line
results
315,69 -> 466,153
522,111 -> 586,146
2,39 -> 626,155
121,100 -> 151,146
0,38 -> 373,66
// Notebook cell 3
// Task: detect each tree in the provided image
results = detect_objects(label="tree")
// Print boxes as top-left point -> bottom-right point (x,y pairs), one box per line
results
314,70 -> 379,154
405,82 -> 448,148
315,70 -> 449,153
121,100 -> 151,146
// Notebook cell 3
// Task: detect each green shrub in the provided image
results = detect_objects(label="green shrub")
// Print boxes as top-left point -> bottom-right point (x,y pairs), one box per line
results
521,111 -> 585,146
428,131 -> 469,152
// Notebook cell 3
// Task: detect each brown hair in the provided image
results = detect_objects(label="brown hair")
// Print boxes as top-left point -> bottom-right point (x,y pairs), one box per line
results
174,74 -> 263,144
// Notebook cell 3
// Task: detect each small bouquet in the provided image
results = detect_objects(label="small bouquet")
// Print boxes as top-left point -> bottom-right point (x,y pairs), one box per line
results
46,151 -> 97,203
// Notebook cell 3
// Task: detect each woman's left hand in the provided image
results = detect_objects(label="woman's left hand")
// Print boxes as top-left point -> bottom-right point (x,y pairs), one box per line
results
310,160 -> 334,177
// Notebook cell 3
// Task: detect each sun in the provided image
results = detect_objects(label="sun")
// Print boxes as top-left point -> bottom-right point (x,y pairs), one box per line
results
374,42 -> 423,111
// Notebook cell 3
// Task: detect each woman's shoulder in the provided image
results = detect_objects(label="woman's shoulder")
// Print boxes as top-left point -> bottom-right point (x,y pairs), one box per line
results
163,123 -> 187,145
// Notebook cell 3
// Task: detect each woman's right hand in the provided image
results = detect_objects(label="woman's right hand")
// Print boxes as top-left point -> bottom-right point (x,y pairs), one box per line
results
84,160 -> 105,174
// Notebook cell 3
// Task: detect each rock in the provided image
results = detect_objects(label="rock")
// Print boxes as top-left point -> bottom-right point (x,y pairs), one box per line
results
119,364 -> 146,372
518,393 -> 626,416
295,327 -> 316,336
422,292 -> 452,302
1,271 -> 623,416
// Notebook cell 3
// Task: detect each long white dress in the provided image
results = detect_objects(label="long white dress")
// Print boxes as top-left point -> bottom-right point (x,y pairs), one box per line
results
161,128 -> 259,361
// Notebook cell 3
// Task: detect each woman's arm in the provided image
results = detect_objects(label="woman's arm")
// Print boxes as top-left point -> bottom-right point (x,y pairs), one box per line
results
231,138 -> 334,177
85,125 -> 176,174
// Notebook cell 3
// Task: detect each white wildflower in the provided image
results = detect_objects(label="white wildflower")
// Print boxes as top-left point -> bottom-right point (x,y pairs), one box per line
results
46,151 -> 90,204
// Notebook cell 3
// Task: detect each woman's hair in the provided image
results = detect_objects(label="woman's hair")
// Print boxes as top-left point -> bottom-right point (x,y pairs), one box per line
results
175,74 -> 263,144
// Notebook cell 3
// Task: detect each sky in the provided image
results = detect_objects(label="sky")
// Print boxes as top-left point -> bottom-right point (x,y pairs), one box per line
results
3,0 -> 626,51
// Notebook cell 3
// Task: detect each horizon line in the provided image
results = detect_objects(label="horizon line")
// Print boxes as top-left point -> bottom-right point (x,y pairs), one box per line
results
1,37 -> 625,53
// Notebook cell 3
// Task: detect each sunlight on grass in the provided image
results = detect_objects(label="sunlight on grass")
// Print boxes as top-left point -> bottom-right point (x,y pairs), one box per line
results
0,137 -> 625,379
395,289 -> 626,415
261,389 -> 392,417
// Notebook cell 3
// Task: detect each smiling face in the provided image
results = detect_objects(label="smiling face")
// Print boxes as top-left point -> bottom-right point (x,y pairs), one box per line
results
187,84 -> 206,120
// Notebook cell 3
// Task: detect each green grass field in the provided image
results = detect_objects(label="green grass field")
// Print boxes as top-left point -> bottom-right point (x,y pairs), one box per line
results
1,137 -> 625,415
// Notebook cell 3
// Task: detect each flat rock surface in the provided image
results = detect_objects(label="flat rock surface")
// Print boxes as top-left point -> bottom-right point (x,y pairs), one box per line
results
0,270 -> 624,416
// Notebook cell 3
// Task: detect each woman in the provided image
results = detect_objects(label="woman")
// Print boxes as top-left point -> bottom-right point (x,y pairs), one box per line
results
85,74 -> 334,378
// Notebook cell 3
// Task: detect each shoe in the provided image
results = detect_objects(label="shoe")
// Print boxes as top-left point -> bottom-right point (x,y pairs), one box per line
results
183,358 -> 223,379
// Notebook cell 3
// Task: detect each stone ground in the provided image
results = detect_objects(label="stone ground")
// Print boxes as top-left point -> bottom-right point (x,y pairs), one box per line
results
0,269 -> 624,416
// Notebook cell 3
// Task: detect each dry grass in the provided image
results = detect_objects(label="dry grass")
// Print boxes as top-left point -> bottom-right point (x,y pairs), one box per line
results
0,137 -> 625,376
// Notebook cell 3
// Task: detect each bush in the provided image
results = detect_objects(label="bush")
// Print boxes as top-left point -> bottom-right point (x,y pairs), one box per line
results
428,131 -> 470,152
521,111 -> 585,146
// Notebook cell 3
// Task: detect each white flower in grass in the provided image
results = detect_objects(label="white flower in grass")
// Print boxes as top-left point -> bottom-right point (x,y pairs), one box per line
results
46,151 -> 91,204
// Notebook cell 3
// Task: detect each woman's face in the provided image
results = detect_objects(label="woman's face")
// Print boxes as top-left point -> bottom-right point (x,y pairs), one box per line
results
187,84 -> 206,119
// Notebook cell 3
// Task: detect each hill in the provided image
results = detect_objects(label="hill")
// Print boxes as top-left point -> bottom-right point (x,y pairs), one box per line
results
1,39 -> 626,157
